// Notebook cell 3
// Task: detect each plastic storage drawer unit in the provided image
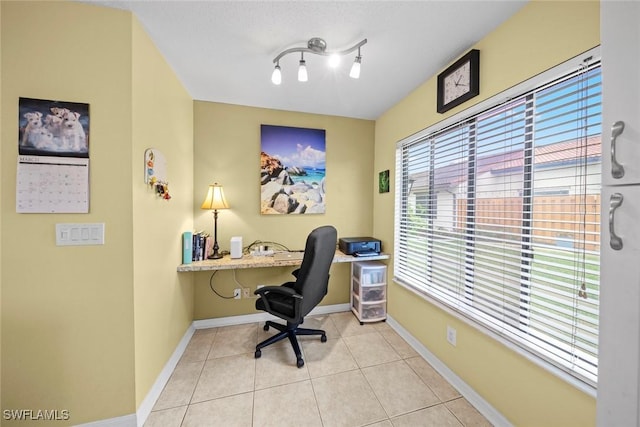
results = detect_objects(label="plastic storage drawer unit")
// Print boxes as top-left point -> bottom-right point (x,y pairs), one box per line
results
350,261 -> 387,324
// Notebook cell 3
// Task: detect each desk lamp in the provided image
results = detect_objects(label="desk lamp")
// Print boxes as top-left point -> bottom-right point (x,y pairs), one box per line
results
201,183 -> 229,259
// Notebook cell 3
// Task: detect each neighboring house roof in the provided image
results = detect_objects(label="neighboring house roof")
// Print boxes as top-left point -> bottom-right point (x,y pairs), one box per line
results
409,136 -> 601,192
497,136 -> 601,172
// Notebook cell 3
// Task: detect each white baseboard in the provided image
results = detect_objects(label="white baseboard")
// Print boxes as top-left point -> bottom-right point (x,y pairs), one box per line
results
385,315 -> 512,427
135,324 -> 195,427
192,303 -> 350,329
74,414 -> 137,427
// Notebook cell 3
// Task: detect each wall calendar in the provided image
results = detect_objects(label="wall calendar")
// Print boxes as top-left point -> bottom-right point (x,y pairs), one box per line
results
16,97 -> 90,213
16,156 -> 89,213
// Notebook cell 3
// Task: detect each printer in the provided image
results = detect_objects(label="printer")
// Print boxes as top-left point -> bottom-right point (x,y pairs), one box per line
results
339,237 -> 381,257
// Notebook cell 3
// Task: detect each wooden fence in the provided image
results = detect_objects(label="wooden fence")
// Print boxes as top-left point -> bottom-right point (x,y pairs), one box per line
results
456,195 -> 600,251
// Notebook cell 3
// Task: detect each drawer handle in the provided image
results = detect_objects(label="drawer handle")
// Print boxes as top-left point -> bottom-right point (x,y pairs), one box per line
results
609,192 -> 624,251
611,121 -> 625,179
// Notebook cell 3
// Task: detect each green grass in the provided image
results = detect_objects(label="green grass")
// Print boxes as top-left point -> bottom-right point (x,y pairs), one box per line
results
403,232 -> 601,319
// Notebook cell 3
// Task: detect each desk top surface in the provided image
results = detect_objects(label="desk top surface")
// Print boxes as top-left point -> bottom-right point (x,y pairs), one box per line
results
177,250 -> 389,272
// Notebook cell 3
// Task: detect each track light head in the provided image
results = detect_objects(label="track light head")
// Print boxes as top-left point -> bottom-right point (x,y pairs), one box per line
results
350,52 -> 362,79
298,54 -> 308,82
328,54 -> 341,68
271,63 -> 282,85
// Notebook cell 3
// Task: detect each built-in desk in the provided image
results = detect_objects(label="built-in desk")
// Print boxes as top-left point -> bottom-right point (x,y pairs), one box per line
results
177,250 -> 389,272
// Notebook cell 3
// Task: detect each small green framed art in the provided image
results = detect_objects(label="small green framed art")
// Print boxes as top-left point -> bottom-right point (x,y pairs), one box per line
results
379,170 -> 390,193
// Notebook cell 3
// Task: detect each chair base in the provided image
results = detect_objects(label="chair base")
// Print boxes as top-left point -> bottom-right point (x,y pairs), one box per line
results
254,320 -> 327,368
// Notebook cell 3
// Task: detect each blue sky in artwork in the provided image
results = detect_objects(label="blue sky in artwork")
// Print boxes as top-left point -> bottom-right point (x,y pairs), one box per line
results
261,124 -> 326,169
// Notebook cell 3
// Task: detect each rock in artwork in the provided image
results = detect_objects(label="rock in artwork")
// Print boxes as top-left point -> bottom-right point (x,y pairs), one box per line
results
260,124 -> 326,215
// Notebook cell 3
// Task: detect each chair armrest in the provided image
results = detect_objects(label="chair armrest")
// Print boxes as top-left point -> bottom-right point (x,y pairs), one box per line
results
254,284 -> 303,321
254,285 -> 301,299
291,268 -> 300,278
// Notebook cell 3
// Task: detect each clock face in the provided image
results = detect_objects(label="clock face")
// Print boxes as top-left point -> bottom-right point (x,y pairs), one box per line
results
436,49 -> 479,114
443,61 -> 471,105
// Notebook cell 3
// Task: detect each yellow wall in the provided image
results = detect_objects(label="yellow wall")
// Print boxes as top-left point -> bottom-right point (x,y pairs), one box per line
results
1,2 -> 136,424
131,18 -> 194,407
374,1 -> 600,426
1,1 -> 194,424
192,102 -> 375,319
0,0 -> 3,411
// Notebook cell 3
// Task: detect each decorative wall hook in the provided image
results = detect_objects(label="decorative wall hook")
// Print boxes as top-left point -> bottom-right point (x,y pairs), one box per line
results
145,148 -> 171,200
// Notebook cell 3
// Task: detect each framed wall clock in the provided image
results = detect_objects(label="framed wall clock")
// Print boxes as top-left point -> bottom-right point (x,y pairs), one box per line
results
437,49 -> 480,113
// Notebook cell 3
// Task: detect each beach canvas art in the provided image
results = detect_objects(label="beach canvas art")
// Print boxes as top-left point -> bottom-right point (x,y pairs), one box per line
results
260,124 -> 326,215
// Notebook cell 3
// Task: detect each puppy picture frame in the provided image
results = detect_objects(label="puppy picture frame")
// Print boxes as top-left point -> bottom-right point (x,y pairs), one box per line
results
18,97 -> 90,158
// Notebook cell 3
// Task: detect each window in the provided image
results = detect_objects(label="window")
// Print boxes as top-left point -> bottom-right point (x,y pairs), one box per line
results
395,54 -> 601,386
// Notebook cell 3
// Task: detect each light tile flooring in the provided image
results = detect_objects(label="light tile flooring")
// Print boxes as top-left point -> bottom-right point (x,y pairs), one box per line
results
145,311 -> 492,427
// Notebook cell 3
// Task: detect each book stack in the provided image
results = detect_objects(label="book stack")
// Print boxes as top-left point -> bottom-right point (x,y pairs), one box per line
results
182,231 -> 213,263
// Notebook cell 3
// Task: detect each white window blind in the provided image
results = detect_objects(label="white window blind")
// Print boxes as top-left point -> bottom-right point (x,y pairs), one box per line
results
395,58 -> 601,386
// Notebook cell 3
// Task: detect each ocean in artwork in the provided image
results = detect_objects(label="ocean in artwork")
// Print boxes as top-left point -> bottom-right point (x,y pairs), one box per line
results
290,168 -> 325,185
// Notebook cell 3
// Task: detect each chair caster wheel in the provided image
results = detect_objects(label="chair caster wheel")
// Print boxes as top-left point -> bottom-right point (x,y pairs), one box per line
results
263,324 -> 269,331
297,358 -> 304,368
321,335 -> 327,343
255,350 -> 261,358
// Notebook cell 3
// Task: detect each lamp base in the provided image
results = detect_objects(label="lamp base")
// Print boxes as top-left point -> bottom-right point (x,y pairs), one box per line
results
208,252 -> 223,260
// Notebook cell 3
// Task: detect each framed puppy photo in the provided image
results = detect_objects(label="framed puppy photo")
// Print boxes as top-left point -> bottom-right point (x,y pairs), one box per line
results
18,97 -> 90,158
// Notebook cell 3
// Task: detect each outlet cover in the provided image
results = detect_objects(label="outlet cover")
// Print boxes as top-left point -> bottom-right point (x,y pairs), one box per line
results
447,325 -> 457,346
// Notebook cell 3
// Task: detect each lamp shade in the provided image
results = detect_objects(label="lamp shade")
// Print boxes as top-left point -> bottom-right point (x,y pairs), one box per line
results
201,183 -> 229,210
298,60 -> 308,82
271,65 -> 282,85
349,56 -> 361,79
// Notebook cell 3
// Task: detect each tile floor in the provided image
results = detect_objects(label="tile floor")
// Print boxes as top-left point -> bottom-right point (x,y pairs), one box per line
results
145,311 -> 492,427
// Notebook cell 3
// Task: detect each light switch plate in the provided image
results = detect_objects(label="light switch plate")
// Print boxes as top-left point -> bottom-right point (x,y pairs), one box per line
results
56,223 -> 105,246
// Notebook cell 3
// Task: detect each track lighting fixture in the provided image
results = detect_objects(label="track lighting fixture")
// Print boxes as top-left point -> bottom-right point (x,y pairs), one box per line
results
271,37 -> 367,85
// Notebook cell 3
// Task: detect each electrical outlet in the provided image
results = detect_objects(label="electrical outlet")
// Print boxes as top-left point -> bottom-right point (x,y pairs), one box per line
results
447,325 -> 457,346
242,288 -> 250,299
233,288 -> 241,299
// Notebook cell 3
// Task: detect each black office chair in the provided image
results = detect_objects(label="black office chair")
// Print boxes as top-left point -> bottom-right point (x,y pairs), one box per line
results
254,225 -> 338,368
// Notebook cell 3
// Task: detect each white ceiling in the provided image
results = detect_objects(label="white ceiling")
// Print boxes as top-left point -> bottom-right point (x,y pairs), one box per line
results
85,0 -> 528,120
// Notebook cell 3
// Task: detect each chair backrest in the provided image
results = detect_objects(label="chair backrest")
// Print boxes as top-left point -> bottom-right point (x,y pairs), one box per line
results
293,225 -> 338,318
